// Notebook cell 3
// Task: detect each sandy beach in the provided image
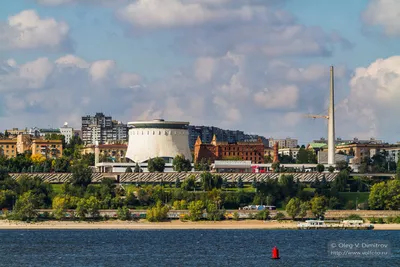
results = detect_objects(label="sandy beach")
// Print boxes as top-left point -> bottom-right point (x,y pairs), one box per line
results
0,220 -> 398,230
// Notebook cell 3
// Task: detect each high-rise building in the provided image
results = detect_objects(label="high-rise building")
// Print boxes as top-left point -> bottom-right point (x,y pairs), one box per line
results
188,125 -> 267,150
81,113 -> 128,145
268,138 -> 298,148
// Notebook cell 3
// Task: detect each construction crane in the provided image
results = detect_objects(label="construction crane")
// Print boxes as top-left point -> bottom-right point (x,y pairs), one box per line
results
304,114 -> 328,120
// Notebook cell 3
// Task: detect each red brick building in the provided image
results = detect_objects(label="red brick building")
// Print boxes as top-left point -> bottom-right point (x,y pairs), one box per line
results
194,135 -> 265,164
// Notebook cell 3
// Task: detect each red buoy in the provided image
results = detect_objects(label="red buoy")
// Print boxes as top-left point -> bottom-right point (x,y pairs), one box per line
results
272,246 -> 280,260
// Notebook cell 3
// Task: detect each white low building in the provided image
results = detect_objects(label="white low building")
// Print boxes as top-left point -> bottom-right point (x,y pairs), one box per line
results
125,119 -> 192,163
278,148 -> 300,159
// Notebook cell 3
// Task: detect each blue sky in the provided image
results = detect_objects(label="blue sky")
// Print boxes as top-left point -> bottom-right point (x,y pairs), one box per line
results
1,0 -> 400,144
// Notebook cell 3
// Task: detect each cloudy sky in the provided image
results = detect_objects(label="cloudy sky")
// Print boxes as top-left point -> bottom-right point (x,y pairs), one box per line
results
1,0 -> 400,144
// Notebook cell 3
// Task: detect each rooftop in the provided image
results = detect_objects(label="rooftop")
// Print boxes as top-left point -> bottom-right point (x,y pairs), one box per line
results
128,119 -> 190,129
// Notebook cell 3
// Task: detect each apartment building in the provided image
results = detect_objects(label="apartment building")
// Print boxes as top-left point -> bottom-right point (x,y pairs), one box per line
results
81,113 -> 128,145
31,139 -> 63,159
0,139 -> 17,158
82,144 -> 127,163
268,138 -> 298,148
188,125 -> 267,150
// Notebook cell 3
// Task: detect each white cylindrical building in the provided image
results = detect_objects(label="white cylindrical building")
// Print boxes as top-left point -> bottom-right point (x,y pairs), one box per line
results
125,119 -> 192,163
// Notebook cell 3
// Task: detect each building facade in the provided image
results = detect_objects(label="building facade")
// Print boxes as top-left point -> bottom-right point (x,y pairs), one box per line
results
31,139 -> 63,159
278,148 -> 300,160
313,137 -> 384,145
0,139 -> 17,158
59,123 -> 74,144
268,138 -> 298,148
81,113 -> 128,145
194,135 -> 265,164
335,143 -> 384,164
188,125 -> 268,150
0,135 -> 63,159
82,144 -> 127,163
125,119 -> 192,163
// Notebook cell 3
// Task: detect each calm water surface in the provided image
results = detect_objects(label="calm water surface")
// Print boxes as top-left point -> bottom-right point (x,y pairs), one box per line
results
0,230 -> 399,267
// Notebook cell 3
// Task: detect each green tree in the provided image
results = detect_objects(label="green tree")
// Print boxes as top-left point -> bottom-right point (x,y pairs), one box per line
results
251,178 -> 257,190
316,164 -> 325,173
76,198 -> 88,219
271,162 -> 280,172
296,147 -> 309,164
117,206 -> 131,220
201,172 -> 214,191
222,178 -> 228,189
369,180 -> 400,210
299,201 -> 310,219
146,201 -> 169,222
188,200 -> 205,221
175,177 -> 181,188
332,170 -> 349,192
328,166 -> 335,173
11,191 -> 38,221
286,197 -> 301,220
206,203 -> 222,221
336,160 -> 349,172
70,162 -> 92,188
396,159 -> 400,180
173,154 -> 192,172
125,166 -> 133,173
52,196 -> 68,219
255,209 -> 269,220
279,174 -> 295,197
181,175 -> 196,191
148,157 -> 165,173
237,177 -> 244,189
368,181 -> 387,210
194,158 -> 211,171
0,190 -> 16,210
310,196 -> 328,219
134,163 -> 141,173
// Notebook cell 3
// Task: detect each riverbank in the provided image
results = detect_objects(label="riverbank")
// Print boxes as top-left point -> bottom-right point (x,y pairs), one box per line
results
0,220 -> 399,230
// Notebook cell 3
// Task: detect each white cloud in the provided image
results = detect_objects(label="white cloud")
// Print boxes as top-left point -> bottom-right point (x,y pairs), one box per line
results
55,55 -> 89,68
194,57 -> 216,83
0,10 -> 71,51
253,85 -> 299,110
0,56 -> 142,128
118,0 -> 268,28
89,60 -> 116,82
338,56 -> 400,139
363,0 -> 400,37
35,0 -> 129,5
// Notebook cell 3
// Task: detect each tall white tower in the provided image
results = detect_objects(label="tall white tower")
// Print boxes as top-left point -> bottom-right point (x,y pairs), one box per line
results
327,66 -> 335,165
305,66 -> 336,166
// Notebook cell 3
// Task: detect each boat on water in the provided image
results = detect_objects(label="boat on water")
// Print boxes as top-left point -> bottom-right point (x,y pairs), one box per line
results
297,220 -> 374,230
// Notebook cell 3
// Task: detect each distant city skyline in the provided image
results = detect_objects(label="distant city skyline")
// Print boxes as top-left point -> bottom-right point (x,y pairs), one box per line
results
1,1 -> 400,143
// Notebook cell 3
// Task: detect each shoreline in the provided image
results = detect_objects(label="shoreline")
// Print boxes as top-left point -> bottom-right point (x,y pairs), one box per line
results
0,220 -> 399,230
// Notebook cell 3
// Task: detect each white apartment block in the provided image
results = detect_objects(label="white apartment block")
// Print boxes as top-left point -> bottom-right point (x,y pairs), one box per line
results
278,148 -> 300,159
59,123 -> 74,144
386,147 -> 400,163
269,138 -> 298,148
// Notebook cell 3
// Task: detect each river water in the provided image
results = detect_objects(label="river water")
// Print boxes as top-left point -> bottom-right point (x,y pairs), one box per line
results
0,229 -> 399,266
